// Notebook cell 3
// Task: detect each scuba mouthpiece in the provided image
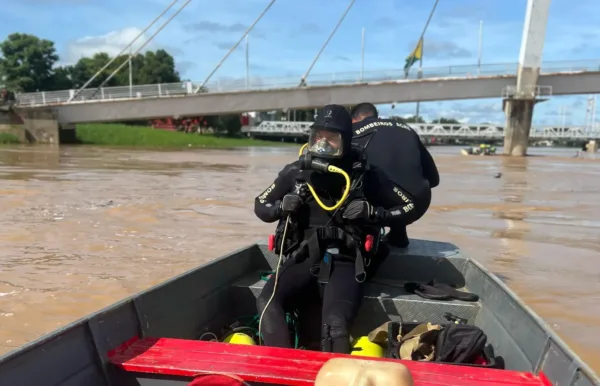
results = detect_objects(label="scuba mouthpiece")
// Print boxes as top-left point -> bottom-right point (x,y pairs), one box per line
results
298,152 -> 351,212
299,153 -> 329,173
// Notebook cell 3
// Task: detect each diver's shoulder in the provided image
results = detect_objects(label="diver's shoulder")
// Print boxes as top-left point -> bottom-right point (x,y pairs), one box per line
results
389,119 -> 417,131
278,160 -> 302,176
353,118 -> 393,136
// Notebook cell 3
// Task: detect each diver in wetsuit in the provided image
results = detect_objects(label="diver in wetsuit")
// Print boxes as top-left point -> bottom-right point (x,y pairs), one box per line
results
350,102 -> 440,248
254,104 -> 380,354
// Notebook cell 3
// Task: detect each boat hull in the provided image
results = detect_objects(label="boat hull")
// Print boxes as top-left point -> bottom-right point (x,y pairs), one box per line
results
0,239 -> 597,386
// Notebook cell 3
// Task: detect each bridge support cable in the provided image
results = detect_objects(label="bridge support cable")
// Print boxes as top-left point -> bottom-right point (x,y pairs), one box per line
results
193,0 -> 278,93
67,0 -> 180,103
298,0 -> 355,87
90,0 -> 193,99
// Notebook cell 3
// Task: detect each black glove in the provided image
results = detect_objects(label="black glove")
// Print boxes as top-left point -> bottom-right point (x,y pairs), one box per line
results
342,200 -> 383,222
281,193 -> 302,214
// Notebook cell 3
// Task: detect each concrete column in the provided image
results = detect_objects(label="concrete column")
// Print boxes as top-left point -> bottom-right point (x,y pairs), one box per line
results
503,0 -> 551,156
503,99 -> 535,156
13,107 -> 60,144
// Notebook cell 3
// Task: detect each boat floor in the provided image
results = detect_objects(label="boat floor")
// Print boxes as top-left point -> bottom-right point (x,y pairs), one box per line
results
230,271 -> 482,338
106,240 -> 549,386
108,337 -> 552,386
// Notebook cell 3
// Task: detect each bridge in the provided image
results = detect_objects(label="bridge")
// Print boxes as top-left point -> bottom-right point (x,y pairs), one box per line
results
4,0 -> 585,155
13,61 -> 600,124
243,122 -> 600,142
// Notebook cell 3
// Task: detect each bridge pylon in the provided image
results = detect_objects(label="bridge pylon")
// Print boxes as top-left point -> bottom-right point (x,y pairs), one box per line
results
502,84 -> 551,153
503,0 -> 551,157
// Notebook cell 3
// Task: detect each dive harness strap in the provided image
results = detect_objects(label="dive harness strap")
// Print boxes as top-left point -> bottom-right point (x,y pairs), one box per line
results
273,217 -> 301,256
290,226 -> 368,284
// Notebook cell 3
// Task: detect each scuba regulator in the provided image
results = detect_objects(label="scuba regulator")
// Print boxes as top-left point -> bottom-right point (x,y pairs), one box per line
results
298,153 -> 329,173
268,133 -> 382,258
299,141 -> 383,257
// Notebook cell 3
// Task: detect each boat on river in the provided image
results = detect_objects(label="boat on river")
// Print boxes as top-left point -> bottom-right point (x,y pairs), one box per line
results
461,144 -> 497,156
0,239 -> 598,386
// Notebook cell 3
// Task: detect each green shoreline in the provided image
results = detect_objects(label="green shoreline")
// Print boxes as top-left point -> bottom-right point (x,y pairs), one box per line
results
73,124 -> 294,148
0,132 -> 21,144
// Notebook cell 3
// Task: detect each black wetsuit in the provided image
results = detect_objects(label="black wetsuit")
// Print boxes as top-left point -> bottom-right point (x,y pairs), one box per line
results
254,161 -> 364,354
352,117 -> 439,245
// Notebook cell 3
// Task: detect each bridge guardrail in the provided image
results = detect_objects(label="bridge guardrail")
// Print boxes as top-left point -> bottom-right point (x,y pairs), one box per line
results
14,59 -> 600,108
246,122 -> 600,140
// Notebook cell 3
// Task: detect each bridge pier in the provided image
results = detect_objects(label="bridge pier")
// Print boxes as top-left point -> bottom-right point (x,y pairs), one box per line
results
503,0 -> 551,156
503,99 -> 535,156
12,106 -> 60,144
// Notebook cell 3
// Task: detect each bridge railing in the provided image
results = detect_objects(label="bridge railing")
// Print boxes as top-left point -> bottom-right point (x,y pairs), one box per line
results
16,82 -> 192,107
246,122 -> 600,139
14,59 -> 600,108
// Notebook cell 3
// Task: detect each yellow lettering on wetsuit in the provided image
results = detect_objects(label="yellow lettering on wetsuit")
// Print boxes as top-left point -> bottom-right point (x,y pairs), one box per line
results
258,183 -> 275,204
393,186 -> 411,203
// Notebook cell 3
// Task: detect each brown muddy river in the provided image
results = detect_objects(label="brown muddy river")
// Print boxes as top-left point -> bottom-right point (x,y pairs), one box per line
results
0,145 -> 599,372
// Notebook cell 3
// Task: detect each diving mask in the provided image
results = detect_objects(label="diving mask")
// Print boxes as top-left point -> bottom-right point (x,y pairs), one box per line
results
308,128 -> 343,159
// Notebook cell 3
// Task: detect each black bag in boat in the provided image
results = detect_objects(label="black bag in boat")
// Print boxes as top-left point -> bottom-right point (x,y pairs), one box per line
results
380,321 -> 499,368
434,323 -> 487,364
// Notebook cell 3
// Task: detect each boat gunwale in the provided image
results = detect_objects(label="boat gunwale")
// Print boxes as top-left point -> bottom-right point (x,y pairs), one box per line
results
467,256 -> 599,382
0,242 -> 259,363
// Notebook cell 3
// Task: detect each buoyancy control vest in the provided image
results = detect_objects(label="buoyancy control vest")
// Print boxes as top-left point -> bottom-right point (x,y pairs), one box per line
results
268,149 -> 383,283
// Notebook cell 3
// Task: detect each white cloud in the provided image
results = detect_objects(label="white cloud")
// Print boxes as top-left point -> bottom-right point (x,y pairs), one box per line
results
63,27 -> 151,64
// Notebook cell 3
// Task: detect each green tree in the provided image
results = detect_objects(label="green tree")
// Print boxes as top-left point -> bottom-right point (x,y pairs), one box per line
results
48,66 -> 73,91
68,49 -> 181,90
112,53 -> 143,86
286,109 -> 315,121
70,52 -> 123,88
403,115 -> 426,123
0,33 -> 59,92
216,115 -> 242,136
132,49 -> 181,85
431,117 -> 459,124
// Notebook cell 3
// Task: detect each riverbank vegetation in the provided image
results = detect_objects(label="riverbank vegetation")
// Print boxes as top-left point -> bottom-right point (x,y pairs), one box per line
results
0,132 -> 20,144
0,33 -> 180,92
75,124 -> 287,148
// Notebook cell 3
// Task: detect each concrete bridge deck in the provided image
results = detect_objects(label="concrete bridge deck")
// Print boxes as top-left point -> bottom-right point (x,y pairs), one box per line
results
12,60 -> 600,124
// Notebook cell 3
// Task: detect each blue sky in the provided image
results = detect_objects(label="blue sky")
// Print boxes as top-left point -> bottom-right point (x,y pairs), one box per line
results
2,0 -> 600,125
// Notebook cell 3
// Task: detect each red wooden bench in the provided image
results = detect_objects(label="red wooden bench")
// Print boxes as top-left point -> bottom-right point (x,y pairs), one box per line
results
108,337 -> 552,386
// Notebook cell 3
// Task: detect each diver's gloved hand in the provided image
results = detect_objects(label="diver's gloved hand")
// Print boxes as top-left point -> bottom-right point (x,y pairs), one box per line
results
342,200 -> 384,223
281,193 -> 302,215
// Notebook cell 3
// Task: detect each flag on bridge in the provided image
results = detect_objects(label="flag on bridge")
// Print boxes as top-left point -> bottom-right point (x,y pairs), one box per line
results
404,38 -> 423,77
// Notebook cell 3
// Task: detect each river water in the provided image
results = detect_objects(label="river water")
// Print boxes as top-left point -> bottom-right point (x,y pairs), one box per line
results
0,145 -> 598,372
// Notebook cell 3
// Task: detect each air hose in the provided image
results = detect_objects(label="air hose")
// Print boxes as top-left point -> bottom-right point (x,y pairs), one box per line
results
258,214 -> 290,345
297,143 -> 351,212
299,143 -> 308,156
306,165 -> 350,211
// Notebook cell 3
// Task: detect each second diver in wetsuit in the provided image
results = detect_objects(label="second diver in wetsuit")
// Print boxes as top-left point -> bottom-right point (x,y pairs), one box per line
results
350,102 -> 440,248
